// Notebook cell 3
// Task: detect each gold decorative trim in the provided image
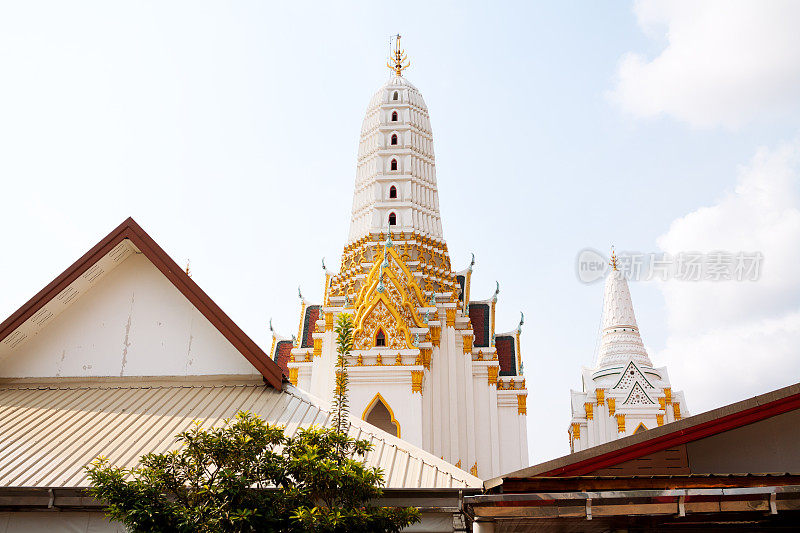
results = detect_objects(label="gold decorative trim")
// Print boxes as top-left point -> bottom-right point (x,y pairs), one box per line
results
361,393 -> 401,438
288,367 -> 299,386
455,459 -> 461,469
463,335 -> 473,354
470,462 -> 478,476
584,402 -> 593,420
596,389 -> 605,406
411,370 -> 424,393
571,423 -> 580,440
487,366 -> 498,386
313,338 -> 322,357
517,394 -> 527,415
673,401 -> 681,421
659,397 -> 666,410
446,309 -> 456,327
295,302 -> 306,346
325,312 -> 334,331
608,397 -> 616,416
430,326 -> 441,345
616,414 -> 625,433
664,388 -> 672,404
657,414 -> 664,426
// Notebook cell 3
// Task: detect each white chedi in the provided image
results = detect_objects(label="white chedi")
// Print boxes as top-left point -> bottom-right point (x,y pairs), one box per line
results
568,260 -> 689,452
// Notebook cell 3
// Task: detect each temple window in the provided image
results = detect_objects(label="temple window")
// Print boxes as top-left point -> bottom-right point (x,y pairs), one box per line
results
392,91 -> 398,101
391,134 -> 398,145
388,212 -> 397,226
375,328 -> 386,347
389,185 -> 397,198
390,158 -> 398,171
391,111 -> 398,121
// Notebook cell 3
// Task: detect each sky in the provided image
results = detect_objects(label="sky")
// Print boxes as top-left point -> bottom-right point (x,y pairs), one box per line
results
1,0 -> 800,464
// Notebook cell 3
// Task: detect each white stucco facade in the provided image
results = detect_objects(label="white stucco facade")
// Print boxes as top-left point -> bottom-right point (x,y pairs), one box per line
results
0,251 -> 258,379
568,264 -> 689,452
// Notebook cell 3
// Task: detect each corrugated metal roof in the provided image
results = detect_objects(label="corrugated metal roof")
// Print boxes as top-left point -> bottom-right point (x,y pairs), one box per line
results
0,377 -> 481,489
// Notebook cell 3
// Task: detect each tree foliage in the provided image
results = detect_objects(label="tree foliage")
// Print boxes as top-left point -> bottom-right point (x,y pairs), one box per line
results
87,313 -> 420,532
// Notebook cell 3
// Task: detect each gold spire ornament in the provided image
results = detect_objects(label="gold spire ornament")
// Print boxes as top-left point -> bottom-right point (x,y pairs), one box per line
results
610,246 -> 618,271
387,34 -> 410,76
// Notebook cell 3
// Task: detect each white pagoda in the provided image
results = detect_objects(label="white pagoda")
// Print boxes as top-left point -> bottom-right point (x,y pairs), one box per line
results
271,38 -> 529,479
568,251 -> 689,452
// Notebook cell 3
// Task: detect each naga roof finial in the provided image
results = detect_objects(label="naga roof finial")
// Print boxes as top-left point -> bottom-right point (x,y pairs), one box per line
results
321,257 -> 327,272
493,281 -> 500,300
268,317 -> 274,333
298,286 -> 303,300
386,34 -> 411,76
518,311 -> 525,330
469,252 -> 475,272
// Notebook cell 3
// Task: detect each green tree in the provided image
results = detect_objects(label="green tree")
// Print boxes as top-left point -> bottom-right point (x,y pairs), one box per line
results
86,312 -> 420,532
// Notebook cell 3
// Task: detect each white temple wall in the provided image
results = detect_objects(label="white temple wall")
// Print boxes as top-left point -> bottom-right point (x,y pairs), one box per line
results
0,255 -> 258,379
471,368 -> 492,479
349,369 -> 423,448
497,395 -> 521,475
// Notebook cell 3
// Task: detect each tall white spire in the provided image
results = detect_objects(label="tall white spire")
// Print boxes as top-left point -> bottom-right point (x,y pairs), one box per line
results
596,258 -> 653,369
348,49 -> 443,244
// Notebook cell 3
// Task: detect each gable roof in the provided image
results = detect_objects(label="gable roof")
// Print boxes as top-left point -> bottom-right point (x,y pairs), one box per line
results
0,217 -> 283,388
488,381 -> 800,487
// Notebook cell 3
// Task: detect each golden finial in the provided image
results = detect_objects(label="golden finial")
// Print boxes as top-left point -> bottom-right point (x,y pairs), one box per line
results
610,247 -> 618,271
386,34 -> 410,76
185,260 -> 191,277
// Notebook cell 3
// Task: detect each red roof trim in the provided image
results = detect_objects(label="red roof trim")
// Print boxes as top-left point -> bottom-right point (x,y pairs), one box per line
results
0,217 -> 284,389
538,391 -> 800,477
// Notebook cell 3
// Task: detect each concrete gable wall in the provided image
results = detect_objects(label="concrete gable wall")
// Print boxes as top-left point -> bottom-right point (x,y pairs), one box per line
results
0,254 -> 258,378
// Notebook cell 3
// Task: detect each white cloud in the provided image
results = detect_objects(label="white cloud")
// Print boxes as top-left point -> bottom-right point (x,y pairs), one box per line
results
611,0 -> 800,128
656,139 -> 800,413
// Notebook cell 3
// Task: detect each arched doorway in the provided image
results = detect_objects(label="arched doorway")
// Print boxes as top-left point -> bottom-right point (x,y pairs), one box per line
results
362,393 -> 400,437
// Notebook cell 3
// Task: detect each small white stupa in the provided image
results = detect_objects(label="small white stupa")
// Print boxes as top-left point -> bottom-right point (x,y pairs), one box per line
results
568,249 -> 689,452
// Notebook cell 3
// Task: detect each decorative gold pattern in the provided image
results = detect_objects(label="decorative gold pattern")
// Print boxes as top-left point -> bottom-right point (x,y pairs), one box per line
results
487,366 -> 498,385
616,414 -> 625,433
658,397 -> 666,410
470,462 -> 478,476
421,348 -> 432,370
411,370 -> 424,393
584,402 -> 594,420
325,312 -> 334,330
673,402 -> 681,421
288,367 -> 298,386
657,414 -> 664,426
455,460 -> 461,469
463,335 -> 473,354
497,379 -> 526,390
572,423 -> 581,440
354,300 -> 405,350
608,397 -> 616,416
430,326 -> 441,345
664,388 -> 672,404
313,338 -> 322,357
446,309 -> 456,327
596,389 -> 605,406
517,394 -> 527,415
